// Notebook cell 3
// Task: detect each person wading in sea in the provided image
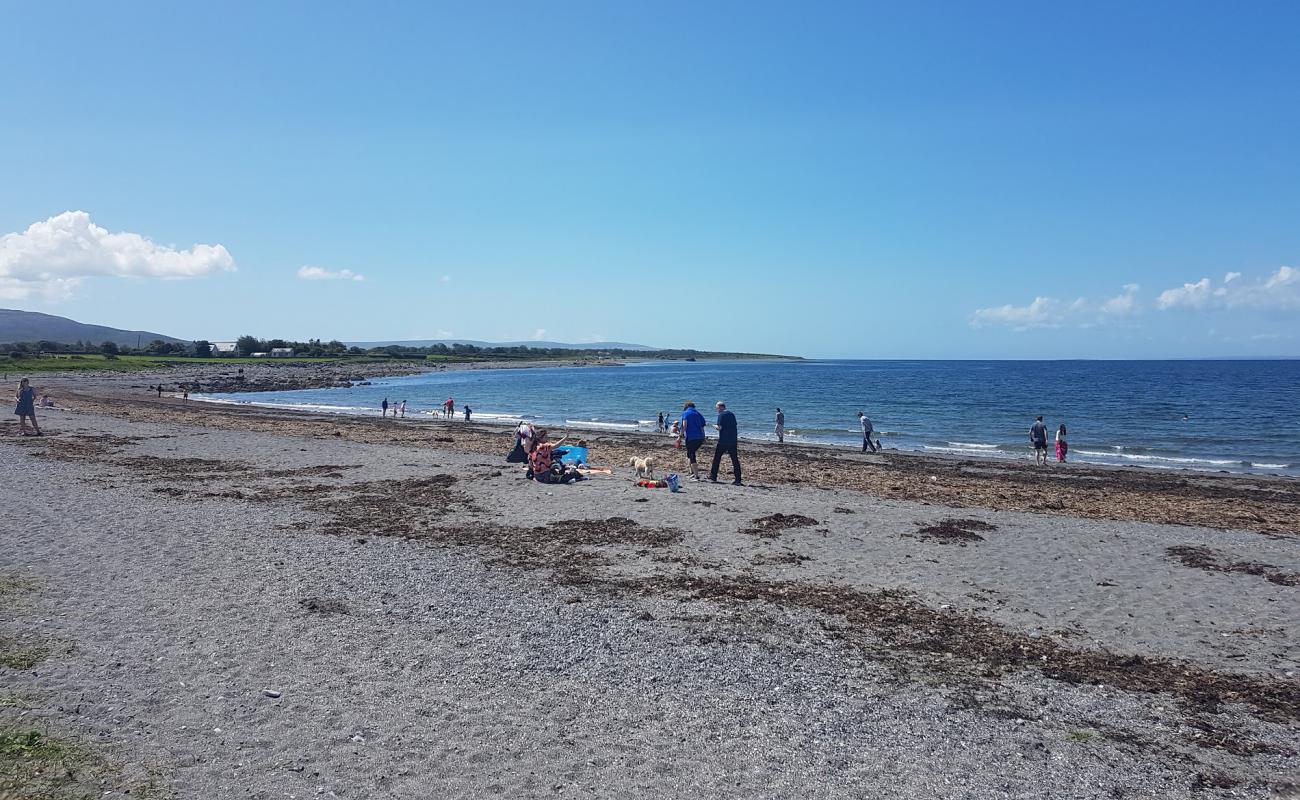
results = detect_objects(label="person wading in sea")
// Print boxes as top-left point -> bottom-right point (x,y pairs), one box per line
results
774,407 -> 785,443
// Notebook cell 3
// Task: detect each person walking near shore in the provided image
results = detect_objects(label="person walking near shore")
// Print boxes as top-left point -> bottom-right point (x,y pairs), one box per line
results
1055,423 -> 1068,463
1030,415 -> 1049,466
399,400 -> 407,418
774,407 -> 785,443
14,378 -> 40,436
679,401 -> 707,480
858,411 -> 878,453
444,397 -> 454,419
463,404 -> 472,422
657,411 -> 665,433
710,401 -> 742,485
382,397 -> 389,417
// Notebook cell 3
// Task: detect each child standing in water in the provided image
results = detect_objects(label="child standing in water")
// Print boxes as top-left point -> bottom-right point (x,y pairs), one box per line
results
1055,423 -> 1068,462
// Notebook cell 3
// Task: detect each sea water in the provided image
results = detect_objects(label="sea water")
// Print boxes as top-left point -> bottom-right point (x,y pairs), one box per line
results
198,359 -> 1300,477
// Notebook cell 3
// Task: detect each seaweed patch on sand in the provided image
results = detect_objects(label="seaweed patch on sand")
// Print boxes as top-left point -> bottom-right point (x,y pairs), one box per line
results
906,517 -> 998,545
741,513 -> 819,538
1165,545 -> 1300,587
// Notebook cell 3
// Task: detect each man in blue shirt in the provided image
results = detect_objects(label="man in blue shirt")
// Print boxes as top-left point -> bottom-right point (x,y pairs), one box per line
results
710,401 -> 742,485
678,401 -> 708,480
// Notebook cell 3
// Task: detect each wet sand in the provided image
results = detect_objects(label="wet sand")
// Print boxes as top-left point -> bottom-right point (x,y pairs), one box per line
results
2,374 -> 1297,798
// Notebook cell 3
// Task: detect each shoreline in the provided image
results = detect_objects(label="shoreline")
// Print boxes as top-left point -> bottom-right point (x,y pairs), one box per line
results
190,391 -> 1299,479
27,376 -> 1300,535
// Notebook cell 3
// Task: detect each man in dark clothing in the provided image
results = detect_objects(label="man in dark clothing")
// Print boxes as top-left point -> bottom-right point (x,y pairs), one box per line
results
1030,415 -> 1048,466
710,401 -> 742,485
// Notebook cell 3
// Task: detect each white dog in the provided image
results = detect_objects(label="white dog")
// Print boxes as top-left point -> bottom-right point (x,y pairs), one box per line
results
629,456 -> 655,479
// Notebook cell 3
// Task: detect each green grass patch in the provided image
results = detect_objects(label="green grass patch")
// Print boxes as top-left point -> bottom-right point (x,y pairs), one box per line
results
0,638 -> 47,671
0,575 -> 36,598
1065,728 -> 1101,743
0,727 -> 175,799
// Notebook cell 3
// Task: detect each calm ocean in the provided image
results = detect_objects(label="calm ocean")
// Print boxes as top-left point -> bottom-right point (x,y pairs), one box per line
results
198,359 -> 1300,477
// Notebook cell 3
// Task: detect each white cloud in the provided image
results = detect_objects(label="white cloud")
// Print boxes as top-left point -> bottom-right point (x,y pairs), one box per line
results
1157,267 -> 1299,312
972,284 -> 1141,331
0,210 -> 234,300
297,265 -> 364,282
532,328 -> 547,340
1156,278 -> 1212,310
971,296 -> 1058,330
1099,284 -> 1140,316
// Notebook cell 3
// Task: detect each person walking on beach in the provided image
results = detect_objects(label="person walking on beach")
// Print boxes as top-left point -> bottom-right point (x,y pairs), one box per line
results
679,401 -> 707,480
858,412 -> 878,453
1030,415 -> 1049,466
774,407 -> 785,443
710,401 -> 742,485
399,400 -> 407,418
156,384 -> 163,398
382,397 -> 389,417
1055,423 -> 1068,463
14,378 -> 40,436
657,411 -> 665,433
444,397 -> 454,419
182,388 -> 189,403
463,404 -> 472,422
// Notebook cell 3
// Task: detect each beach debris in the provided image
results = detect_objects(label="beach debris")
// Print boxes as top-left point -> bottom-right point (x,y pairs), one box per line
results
907,518 -> 998,545
299,596 -> 350,615
1165,545 -> 1299,587
262,689 -> 282,698
741,513 -> 819,538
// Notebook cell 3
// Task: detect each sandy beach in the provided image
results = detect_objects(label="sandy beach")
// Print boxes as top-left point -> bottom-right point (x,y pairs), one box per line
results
2,370 -> 1298,798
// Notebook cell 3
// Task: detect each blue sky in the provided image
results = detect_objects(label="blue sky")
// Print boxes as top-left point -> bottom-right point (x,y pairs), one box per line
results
1,1 -> 1298,358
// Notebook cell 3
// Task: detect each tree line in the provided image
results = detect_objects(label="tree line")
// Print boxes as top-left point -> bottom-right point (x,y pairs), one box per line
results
2,336 -> 777,361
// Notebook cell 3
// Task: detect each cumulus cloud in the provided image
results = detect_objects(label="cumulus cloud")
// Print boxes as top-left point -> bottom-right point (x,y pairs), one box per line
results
1157,267 -> 1299,311
532,328 -> 547,340
0,210 -> 235,300
297,265 -> 364,282
971,285 -> 1141,331
1156,278 -> 1213,310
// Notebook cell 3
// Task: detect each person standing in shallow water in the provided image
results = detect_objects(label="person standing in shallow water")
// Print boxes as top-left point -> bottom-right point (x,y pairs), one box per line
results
381,397 -> 389,417
1030,415 -> 1049,466
774,407 -> 785,443
710,401 -> 742,485
463,404 -> 471,422
1055,423 -> 1069,463
14,378 -> 40,436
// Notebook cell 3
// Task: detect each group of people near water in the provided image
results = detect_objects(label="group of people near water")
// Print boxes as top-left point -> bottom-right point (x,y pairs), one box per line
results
1030,416 -> 1069,465
380,396 -> 471,421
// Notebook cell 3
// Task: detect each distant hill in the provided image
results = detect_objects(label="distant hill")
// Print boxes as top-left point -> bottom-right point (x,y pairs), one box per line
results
0,309 -> 185,347
346,338 -> 658,351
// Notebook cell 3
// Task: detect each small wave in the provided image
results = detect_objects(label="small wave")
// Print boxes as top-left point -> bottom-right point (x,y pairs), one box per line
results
1252,462 -> 1289,469
1074,450 -> 1242,466
563,419 -> 641,431
947,441 -> 998,450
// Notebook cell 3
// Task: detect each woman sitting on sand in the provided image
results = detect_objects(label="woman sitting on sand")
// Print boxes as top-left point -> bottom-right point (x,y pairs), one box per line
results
14,378 -> 40,436
1055,423 -> 1068,463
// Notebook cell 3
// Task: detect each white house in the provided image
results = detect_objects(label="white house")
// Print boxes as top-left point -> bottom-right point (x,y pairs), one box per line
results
211,342 -> 238,355
270,348 -> 295,357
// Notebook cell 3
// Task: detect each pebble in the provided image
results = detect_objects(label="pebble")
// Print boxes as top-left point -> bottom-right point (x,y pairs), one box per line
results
262,689 -> 282,698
